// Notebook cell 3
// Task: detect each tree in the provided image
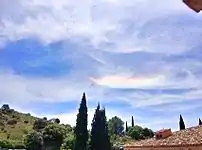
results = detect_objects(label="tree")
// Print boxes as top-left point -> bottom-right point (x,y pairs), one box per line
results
55,118 -> 60,124
24,131 -> 44,150
127,126 -> 144,140
131,116 -> 134,127
179,115 -> 185,130
142,128 -> 154,138
61,133 -> 75,150
90,104 -> 111,150
33,119 -> 47,131
125,121 -> 128,133
199,118 -> 202,125
74,93 -> 88,150
43,124 -> 66,150
1,104 -> 10,111
108,116 -> 124,136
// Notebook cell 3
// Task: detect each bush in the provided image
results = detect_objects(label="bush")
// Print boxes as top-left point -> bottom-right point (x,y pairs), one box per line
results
43,124 -> 66,148
43,117 -> 47,120
1,104 -> 10,111
61,133 -> 75,150
0,121 -> 4,126
55,118 -> 60,124
24,120 -> 29,124
7,109 -> 14,113
26,113 -> 31,116
33,119 -> 47,131
7,134 -> 10,139
0,140 -> 13,149
24,131 -> 44,150
7,119 -> 17,125
22,128 -> 29,134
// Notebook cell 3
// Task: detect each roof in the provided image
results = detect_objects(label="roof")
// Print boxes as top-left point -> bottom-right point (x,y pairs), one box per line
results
183,0 -> 202,13
125,125 -> 202,147
156,129 -> 171,134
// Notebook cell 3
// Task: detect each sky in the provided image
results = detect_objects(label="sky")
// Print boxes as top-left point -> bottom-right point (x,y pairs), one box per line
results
0,0 -> 202,131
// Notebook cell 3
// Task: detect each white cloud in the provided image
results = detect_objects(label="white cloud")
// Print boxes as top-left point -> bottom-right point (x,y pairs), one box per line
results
1,0 -> 202,131
90,74 -> 166,89
28,106 -> 132,129
0,66 -> 201,108
0,69 -> 87,104
1,0 -> 199,54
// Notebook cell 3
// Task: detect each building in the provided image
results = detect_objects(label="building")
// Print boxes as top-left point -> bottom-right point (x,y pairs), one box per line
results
183,0 -> 202,13
124,125 -> 202,150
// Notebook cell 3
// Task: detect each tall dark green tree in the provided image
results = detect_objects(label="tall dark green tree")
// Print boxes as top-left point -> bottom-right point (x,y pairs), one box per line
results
179,115 -> 185,130
131,116 -> 134,127
74,93 -> 88,150
90,104 -> 111,150
125,121 -> 128,132
199,118 -> 202,125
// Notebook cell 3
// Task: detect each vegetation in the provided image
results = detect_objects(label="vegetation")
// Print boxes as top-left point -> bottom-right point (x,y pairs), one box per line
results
74,93 -> 88,150
108,116 -> 124,136
199,118 -> 202,126
131,116 -> 134,127
179,115 -> 185,130
0,93 -> 155,150
90,105 -> 111,150
126,126 -> 153,140
24,131 -> 44,150
125,121 -> 128,133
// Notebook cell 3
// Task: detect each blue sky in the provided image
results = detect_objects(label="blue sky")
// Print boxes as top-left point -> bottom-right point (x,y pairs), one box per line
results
0,0 -> 202,131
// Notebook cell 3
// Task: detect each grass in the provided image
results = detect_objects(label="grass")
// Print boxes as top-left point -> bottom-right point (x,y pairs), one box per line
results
0,108 -> 37,144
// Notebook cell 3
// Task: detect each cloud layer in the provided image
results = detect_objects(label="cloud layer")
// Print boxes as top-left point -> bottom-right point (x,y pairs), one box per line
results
0,0 -> 202,131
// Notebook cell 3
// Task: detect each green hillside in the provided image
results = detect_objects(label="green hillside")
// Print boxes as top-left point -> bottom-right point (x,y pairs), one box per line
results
0,103 -> 153,150
0,105 -> 38,146
0,104 -> 70,148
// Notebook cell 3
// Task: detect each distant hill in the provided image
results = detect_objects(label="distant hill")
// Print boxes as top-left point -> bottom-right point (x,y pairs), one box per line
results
0,104 -> 67,148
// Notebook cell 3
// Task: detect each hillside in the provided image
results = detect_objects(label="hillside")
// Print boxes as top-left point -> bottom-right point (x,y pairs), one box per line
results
0,104 -> 67,148
0,103 -> 151,150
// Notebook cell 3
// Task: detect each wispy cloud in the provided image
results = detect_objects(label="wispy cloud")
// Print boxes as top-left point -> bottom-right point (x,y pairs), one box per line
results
0,0 -> 202,131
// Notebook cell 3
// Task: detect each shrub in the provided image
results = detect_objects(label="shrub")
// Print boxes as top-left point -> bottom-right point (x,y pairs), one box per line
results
26,113 -> 31,116
55,118 -> 60,124
7,109 -> 14,113
0,121 -> 4,126
22,129 -> 29,134
0,140 -> 13,149
1,104 -> 10,111
33,119 -> 47,131
24,131 -> 44,150
24,120 -> 29,124
7,134 -> 10,139
43,117 -> 47,120
7,119 -> 17,125
61,133 -> 75,150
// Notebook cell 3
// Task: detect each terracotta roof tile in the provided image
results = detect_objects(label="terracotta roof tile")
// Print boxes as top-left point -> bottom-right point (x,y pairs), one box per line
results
125,126 -> 202,147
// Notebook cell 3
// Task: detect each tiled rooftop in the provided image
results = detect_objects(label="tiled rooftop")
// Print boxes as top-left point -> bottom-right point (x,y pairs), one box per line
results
125,125 -> 202,147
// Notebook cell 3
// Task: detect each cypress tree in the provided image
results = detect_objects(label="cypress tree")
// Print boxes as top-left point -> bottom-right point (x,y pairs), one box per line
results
199,118 -> 202,125
90,104 -> 111,150
125,121 -> 128,132
74,93 -> 88,150
179,115 -> 185,130
100,108 -> 111,150
90,104 -> 100,150
131,116 -> 134,127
